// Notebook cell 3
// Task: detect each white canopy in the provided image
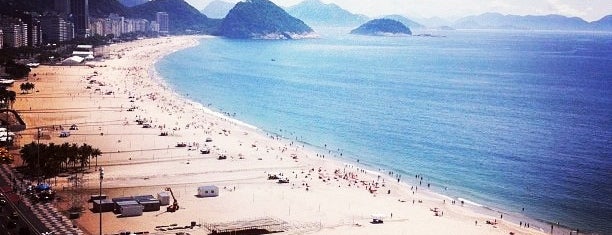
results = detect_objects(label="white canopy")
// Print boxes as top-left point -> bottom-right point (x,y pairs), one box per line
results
62,56 -> 84,65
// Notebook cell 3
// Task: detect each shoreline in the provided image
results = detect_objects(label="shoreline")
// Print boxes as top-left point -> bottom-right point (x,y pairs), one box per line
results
146,36 -> 576,235
12,36 -> 562,235
144,36 -> 587,235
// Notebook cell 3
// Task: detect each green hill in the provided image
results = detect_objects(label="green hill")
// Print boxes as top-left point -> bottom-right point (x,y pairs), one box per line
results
351,19 -> 412,36
218,0 -> 315,39
129,0 -> 220,34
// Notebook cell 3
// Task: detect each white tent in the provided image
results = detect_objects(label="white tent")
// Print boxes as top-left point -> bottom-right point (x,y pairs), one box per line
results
76,45 -> 93,50
197,185 -> 219,197
72,51 -> 94,60
62,56 -> 84,65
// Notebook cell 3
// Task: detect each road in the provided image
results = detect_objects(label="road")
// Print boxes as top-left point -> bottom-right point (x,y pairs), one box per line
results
0,169 -> 49,235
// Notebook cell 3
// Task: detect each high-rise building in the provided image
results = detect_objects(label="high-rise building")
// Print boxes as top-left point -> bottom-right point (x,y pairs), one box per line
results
21,13 -> 43,47
0,16 -> 28,48
40,15 -> 74,43
90,14 -> 150,38
0,30 -> 4,49
156,12 -> 169,35
70,0 -> 89,37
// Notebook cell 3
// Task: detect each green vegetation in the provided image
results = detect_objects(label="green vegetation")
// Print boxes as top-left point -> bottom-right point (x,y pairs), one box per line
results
89,0 -> 130,17
351,19 -> 412,36
218,0 -> 313,39
20,142 -> 103,178
0,89 -> 16,109
129,0 -> 220,34
19,82 -> 35,94
2,60 -> 31,78
0,0 -> 47,15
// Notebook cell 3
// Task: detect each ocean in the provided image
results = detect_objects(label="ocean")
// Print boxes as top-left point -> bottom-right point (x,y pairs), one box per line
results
157,29 -> 612,234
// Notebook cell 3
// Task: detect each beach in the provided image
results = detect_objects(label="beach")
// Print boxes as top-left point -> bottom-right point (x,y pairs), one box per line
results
10,36 -> 551,235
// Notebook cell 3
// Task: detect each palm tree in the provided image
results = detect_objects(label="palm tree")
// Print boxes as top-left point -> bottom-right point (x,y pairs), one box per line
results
0,89 -> 15,109
92,148 -> 102,170
19,142 -> 37,172
68,143 -> 79,170
59,142 -> 71,171
78,143 -> 93,170
27,83 -> 35,93
19,83 -> 26,94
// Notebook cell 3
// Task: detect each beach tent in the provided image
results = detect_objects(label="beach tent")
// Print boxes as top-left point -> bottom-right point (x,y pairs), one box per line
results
62,56 -> 84,65
197,185 -> 219,197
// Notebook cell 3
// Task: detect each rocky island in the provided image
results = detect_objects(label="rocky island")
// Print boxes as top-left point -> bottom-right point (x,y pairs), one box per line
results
351,18 -> 412,36
217,0 -> 316,39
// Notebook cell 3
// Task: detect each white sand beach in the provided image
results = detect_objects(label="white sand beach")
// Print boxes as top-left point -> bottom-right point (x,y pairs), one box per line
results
11,36 -> 548,235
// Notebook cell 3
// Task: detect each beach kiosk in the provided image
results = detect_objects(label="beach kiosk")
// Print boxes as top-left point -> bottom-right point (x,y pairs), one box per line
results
197,185 -> 219,197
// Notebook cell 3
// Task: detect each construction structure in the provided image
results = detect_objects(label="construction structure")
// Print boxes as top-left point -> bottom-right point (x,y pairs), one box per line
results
164,187 -> 179,212
203,217 -> 287,235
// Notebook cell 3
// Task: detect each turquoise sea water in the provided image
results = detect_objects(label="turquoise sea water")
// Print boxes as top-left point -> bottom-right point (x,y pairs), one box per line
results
158,29 -> 612,234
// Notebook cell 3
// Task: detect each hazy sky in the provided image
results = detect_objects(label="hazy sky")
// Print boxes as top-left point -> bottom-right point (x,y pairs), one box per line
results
186,0 -> 611,22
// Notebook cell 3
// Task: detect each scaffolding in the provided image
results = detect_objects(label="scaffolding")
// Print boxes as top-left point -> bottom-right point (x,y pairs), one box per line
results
203,217 -> 288,235
67,172 -> 86,212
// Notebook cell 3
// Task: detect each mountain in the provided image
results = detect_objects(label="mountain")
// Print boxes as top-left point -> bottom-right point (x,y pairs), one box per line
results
286,0 -> 368,27
218,0 -> 315,39
0,0 -> 48,15
453,12 -> 590,30
200,0 -> 234,19
591,15 -> 612,30
382,15 -> 424,29
129,0 -> 219,34
351,19 -> 411,36
0,0 -> 128,18
89,0 -> 129,17
117,0 -> 150,7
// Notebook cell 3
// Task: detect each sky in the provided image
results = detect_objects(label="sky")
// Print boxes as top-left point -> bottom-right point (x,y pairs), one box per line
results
185,0 -> 611,22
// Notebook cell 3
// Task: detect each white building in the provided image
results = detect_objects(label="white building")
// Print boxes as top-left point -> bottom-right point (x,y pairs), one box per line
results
156,12 -> 169,35
197,185 -> 219,197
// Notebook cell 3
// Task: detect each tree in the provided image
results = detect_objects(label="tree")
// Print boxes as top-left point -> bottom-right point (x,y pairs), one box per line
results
19,142 -> 103,178
0,89 -> 16,109
3,60 -> 31,78
78,143 -> 93,170
19,82 -> 35,94
92,148 -> 102,169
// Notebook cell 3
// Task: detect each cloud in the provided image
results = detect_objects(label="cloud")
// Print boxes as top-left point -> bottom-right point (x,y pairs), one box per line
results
546,0 -> 587,18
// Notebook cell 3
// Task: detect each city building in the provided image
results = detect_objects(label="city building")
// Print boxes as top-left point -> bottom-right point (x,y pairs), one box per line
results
150,21 -> 160,33
156,12 -> 169,35
0,30 -> 3,48
40,14 -> 75,43
70,0 -> 89,37
0,16 -> 28,48
90,14 -> 150,38
21,13 -> 43,47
